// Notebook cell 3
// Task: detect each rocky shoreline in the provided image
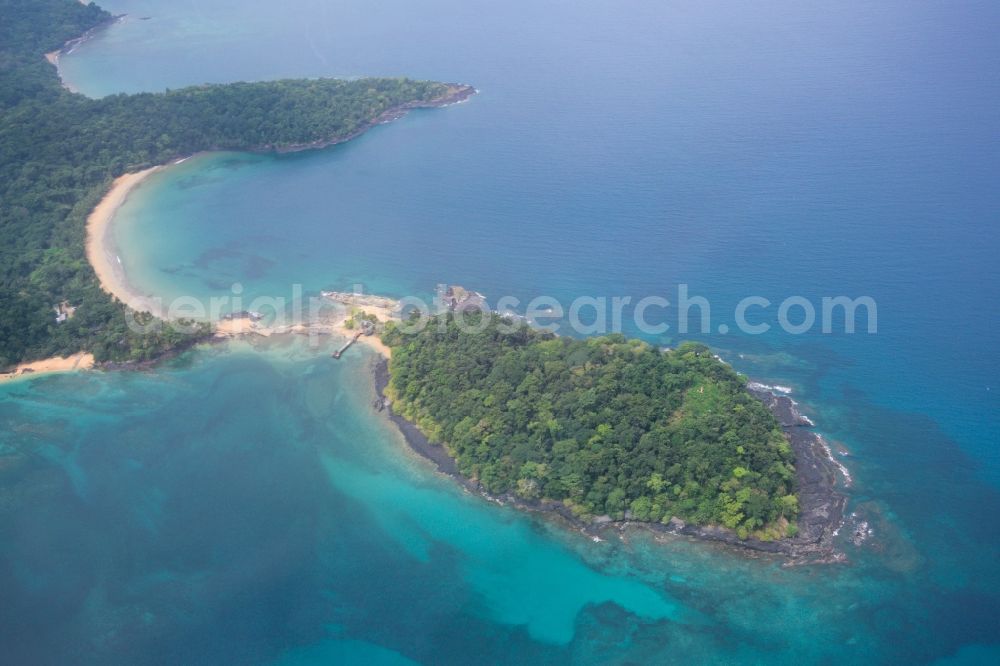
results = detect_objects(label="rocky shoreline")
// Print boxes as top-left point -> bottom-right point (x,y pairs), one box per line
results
96,332 -> 212,372
372,358 -> 848,565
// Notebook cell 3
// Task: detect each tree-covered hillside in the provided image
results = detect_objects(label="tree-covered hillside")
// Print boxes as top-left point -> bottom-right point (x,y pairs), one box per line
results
384,314 -> 798,537
0,0 -> 454,367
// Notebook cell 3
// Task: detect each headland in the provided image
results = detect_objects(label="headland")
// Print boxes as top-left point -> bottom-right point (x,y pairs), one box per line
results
368,320 -> 850,565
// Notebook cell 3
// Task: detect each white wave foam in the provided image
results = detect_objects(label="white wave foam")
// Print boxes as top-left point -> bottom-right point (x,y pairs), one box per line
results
817,435 -> 853,487
747,381 -> 793,394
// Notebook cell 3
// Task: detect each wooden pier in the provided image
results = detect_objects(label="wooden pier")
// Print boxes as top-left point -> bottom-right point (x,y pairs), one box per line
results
332,331 -> 363,359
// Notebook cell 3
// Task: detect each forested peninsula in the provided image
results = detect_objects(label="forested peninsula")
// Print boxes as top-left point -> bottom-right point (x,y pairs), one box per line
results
0,0 -> 472,368
380,313 -> 848,560
383,314 -> 800,539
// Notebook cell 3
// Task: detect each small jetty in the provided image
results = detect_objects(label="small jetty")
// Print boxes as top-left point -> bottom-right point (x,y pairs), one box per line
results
332,331 -> 363,359
332,319 -> 376,359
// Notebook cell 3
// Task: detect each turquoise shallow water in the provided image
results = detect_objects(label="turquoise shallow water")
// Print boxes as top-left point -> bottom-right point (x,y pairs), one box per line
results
3,0 -> 999,662
0,340 -> 972,664
0,341 -> 688,662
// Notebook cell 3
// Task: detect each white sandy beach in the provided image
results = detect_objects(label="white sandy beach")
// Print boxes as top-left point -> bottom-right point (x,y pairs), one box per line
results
86,167 -> 167,317
332,310 -> 395,358
85,166 -> 400,361
211,303 -> 397,359
0,352 -> 95,383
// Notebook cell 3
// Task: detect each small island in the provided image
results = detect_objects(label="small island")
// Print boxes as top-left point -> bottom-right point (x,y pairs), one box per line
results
375,309 -> 847,562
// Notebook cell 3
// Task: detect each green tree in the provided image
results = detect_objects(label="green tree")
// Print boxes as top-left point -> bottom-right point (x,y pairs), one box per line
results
383,312 -> 798,535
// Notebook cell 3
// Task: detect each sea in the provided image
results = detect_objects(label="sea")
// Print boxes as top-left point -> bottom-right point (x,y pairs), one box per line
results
2,0 -> 998,663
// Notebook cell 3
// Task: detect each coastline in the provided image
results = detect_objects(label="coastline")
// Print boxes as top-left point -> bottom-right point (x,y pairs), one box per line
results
209,290 -> 399,357
69,56 -> 847,563
80,169 -> 856,567
85,166 -> 168,317
83,83 -> 477,325
80,159 -> 851,565
269,84 -> 477,154
44,12 -> 125,93
371,356 -> 849,564
83,166 -> 402,366
0,353 -> 95,384
211,311 -> 395,359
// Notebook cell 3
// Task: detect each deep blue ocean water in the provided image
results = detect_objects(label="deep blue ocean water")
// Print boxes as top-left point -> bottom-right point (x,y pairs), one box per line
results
2,0 -> 998,662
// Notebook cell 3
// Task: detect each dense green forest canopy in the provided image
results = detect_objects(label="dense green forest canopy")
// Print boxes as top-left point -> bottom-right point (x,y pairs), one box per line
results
0,0 -> 453,368
384,314 -> 799,536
